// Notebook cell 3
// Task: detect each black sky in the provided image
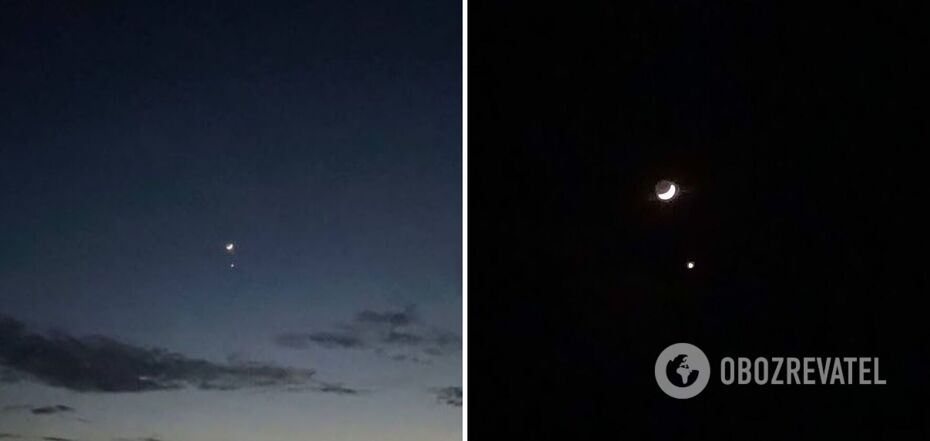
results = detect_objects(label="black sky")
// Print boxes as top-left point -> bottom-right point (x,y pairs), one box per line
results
469,1 -> 928,438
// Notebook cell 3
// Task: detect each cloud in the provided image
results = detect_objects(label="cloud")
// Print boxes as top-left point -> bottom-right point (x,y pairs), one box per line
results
431,386 -> 462,407
355,307 -> 416,327
284,381 -> 365,395
114,437 -> 162,441
31,405 -> 74,415
2,404 -> 74,416
313,382 -> 363,395
43,437 -> 76,441
274,332 -> 365,350
383,330 -> 423,345
370,347 -> 433,365
0,315 -> 315,393
432,330 -> 461,349
0,434 -> 22,439
273,306 -> 461,363
308,332 -> 365,348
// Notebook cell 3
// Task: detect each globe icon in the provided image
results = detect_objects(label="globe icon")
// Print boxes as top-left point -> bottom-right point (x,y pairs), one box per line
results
655,343 -> 710,399
666,354 -> 700,387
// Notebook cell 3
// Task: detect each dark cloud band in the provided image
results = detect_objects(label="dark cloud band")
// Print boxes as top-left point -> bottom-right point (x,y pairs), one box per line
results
0,315 -> 315,393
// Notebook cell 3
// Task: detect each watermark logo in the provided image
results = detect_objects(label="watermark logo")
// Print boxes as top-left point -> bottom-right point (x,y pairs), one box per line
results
655,343 -> 887,399
655,343 -> 711,399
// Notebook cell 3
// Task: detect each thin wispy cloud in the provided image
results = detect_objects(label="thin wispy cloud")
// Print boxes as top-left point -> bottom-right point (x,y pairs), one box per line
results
356,309 -> 417,327
2,404 -> 74,416
283,381 -> 366,395
273,306 -> 461,364
377,350 -> 433,365
274,332 -> 365,350
31,405 -> 75,415
383,330 -> 424,345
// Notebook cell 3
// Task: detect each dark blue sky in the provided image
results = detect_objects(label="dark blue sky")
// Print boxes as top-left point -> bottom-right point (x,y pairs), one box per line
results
0,2 -> 461,440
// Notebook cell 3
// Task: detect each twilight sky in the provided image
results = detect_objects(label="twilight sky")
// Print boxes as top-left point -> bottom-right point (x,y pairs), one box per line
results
0,1 -> 461,440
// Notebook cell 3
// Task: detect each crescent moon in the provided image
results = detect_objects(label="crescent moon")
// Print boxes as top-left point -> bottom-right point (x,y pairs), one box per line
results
657,183 -> 677,200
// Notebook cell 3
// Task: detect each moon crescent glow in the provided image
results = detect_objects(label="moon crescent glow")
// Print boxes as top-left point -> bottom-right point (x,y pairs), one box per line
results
657,184 -> 677,200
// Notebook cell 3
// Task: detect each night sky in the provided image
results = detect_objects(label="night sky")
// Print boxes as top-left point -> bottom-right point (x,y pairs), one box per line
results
1,2 -> 461,440
469,1 -> 927,438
